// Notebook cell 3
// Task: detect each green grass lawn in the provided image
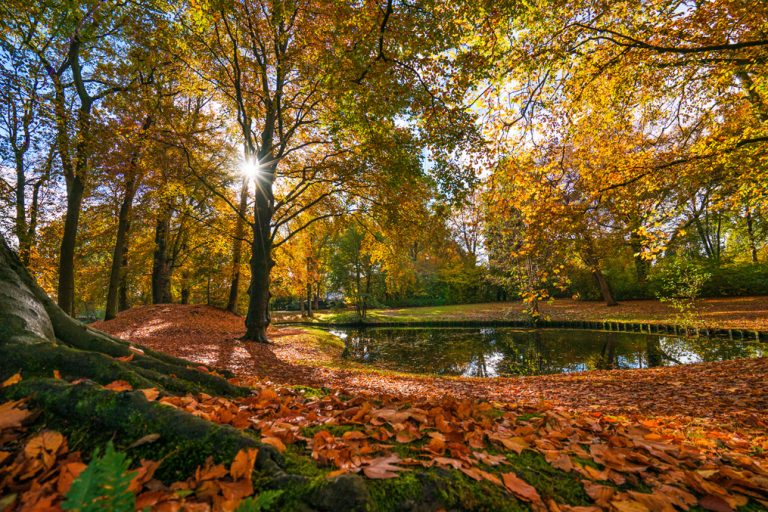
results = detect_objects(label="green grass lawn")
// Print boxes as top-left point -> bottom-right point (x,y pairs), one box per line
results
272,297 -> 768,331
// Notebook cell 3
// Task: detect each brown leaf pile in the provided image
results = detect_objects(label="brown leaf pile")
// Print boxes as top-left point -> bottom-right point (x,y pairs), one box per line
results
157,379 -> 768,511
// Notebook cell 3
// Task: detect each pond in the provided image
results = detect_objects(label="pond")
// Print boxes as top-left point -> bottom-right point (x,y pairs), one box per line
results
328,327 -> 766,377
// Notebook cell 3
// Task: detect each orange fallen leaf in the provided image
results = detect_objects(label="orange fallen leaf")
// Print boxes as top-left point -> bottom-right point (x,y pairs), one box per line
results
502,472 -> 542,504
116,353 -> 135,362
57,462 -> 87,494
25,431 -> 65,469
140,388 -> 160,401
0,400 -> 32,429
129,459 -> 161,492
2,372 -> 21,387
230,448 -> 258,481
104,380 -> 133,392
261,436 -> 286,453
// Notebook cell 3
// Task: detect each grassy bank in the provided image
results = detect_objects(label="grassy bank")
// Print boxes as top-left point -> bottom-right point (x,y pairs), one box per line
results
273,296 -> 768,331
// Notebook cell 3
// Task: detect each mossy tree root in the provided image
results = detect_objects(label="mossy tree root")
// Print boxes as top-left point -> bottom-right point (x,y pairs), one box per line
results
0,236 -> 244,397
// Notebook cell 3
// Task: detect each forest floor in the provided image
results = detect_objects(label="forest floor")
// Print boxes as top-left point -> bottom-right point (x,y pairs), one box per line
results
86,304 -> 768,510
272,296 -> 768,331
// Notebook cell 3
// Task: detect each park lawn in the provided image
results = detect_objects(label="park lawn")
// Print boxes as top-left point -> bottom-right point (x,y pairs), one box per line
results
272,296 -> 768,331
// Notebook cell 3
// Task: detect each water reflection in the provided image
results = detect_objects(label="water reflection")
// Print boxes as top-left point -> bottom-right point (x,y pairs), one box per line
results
330,327 -> 766,377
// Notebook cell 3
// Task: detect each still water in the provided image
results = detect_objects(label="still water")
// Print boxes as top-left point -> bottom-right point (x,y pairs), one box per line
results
329,327 -> 766,377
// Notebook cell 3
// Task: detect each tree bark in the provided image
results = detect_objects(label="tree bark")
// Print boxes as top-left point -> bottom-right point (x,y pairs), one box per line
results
306,282 -> 313,318
244,175 -> 274,342
57,175 -> 85,316
118,232 -> 131,312
105,177 -> 138,319
152,212 -> 173,304
227,178 -> 250,313
629,230 -> 649,282
592,268 -> 619,307
746,208 -> 759,263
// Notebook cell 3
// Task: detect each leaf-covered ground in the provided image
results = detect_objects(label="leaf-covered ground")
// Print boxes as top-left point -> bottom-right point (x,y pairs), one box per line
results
271,297 -> 768,332
84,305 -> 768,510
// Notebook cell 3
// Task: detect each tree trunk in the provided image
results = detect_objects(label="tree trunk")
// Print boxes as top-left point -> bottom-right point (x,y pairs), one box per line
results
57,175 -> 85,316
14,152 -> 29,264
227,178 -> 250,313
244,180 -> 274,342
629,230 -> 649,282
105,177 -> 137,319
118,232 -> 131,311
306,282 -> 313,318
746,208 -> 759,263
152,212 -> 173,304
592,268 -> 618,307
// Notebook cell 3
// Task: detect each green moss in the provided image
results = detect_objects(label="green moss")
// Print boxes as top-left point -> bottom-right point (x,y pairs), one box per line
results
289,385 -> 330,399
282,446 -> 329,478
369,468 -> 527,512
504,451 -> 590,506
516,413 -> 542,422
572,455 -> 603,470
300,424 -> 360,438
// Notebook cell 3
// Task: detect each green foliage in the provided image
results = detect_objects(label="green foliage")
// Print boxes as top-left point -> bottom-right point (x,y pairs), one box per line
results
62,442 -> 137,512
235,490 -> 283,512
654,258 -> 711,328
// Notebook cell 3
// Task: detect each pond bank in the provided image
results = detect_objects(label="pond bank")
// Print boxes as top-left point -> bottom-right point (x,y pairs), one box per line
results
272,296 -> 768,333
94,304 -> 768,430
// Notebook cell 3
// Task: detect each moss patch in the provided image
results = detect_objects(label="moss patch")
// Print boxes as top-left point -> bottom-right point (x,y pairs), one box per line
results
503,451 -> 590,506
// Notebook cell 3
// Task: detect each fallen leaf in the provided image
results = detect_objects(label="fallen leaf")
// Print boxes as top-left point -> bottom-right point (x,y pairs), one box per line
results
230,448 -> 258,480
57,462 -> 87,494
0,400 -> 31,429
128,433 -> 161,449
2,372 -> 21,387
363,455 -> 404,479
502,472 -> 542,504
117,353 -> 135,362
261,436 -> 286,453
104,380 -> 133,392
140,388 -> 160,401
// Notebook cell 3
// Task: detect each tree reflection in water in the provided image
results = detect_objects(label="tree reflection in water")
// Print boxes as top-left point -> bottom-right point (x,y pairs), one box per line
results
331,327 -> 766,377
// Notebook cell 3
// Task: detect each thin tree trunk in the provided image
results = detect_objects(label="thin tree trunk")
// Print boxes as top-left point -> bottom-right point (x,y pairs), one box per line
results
629,230 -> 648,282
118,230 -> 130,312
227,178 -> 249,313
746,208 -> 758,263
152,212 -> 173,304
306,282 -> 313,318
57,175 -> 85,316
105,177 -> 137,319
592,268 -> 618,307
14,152 -> 29,264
